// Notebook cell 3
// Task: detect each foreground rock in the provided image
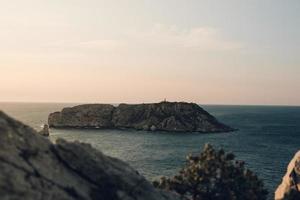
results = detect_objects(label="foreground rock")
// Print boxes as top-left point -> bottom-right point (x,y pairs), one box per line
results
275,151 -> 300,200
0,111 -> 179,200
49,101 -> 234,133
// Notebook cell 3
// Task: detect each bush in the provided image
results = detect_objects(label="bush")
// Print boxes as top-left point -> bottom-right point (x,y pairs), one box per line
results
153,144 -> 268,200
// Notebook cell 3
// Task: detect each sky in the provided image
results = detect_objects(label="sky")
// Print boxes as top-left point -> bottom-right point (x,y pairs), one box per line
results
1,0 -> 300,105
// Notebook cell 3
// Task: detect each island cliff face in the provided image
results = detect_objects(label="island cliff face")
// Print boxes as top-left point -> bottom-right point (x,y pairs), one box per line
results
0,111 -> 179,200
48,102 -> 234,133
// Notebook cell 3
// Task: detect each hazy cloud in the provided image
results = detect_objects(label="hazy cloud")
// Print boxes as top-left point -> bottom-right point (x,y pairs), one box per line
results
127,24 -> 242,51
58,24 -> 242,53
77,39 -> 122,49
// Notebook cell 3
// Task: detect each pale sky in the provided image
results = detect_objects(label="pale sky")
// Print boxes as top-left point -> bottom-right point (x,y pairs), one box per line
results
1,0 -> 300,105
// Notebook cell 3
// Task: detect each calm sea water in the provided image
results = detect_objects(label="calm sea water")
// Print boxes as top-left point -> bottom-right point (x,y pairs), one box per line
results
1,102 -> 300,198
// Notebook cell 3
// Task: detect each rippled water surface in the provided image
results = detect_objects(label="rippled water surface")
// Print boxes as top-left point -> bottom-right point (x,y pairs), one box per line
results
1,102 -> 300,198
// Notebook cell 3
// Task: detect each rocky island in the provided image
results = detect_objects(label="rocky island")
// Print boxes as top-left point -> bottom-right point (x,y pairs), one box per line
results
48,101 -> 234,133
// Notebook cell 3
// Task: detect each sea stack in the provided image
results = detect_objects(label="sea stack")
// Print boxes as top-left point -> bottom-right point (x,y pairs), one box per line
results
38,124 -> 50,136
48,101 -> 234,133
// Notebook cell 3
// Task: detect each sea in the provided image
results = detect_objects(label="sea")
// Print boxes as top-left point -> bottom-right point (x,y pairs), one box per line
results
1,102 -> 300,198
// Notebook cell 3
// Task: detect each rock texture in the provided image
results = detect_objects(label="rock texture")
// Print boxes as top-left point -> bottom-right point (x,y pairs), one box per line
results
0,111 -> 179,200
275,151 -> 300,200
49,101 -> 234,133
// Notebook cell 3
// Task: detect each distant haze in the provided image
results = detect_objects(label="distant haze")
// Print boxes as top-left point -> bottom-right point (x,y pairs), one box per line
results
1,0 -> 300,105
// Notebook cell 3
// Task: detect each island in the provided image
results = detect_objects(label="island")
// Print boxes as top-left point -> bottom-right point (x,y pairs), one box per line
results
48,101 -> 234,133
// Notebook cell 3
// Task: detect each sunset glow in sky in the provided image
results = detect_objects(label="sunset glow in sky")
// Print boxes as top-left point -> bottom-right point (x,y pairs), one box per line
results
1,0 -> 300,105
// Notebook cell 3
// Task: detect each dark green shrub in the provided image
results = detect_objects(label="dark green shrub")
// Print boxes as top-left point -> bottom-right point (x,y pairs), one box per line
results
153,144 -> 268,200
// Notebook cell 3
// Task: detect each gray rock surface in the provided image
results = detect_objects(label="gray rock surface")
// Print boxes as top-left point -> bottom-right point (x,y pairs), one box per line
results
0,111 -> 179,200
49,101 -> 234,133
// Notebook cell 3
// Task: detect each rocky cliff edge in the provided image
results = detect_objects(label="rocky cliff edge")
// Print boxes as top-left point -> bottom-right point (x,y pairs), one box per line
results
0,111 -> 179,200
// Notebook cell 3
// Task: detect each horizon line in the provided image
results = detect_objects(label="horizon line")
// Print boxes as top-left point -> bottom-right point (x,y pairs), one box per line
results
0,100 -> 299,107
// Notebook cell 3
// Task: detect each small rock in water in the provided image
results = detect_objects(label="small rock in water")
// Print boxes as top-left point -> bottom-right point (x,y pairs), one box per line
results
150,125 -> 157,131
38,124 -> 50,136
